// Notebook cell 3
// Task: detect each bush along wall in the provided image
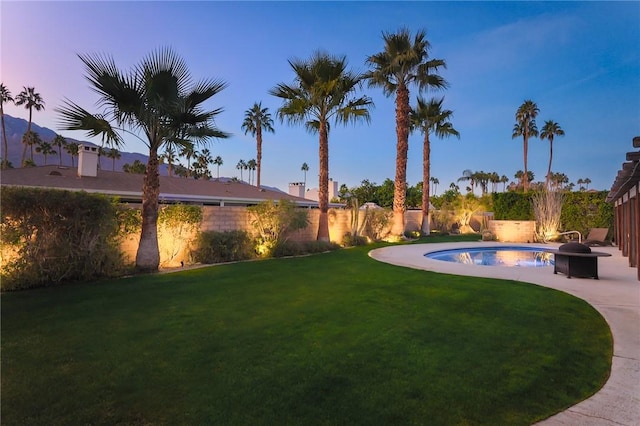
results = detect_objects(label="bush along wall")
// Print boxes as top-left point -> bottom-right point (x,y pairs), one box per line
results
492,192 -> 535,220
560,191 -> 614,239
0,187 -> 128,290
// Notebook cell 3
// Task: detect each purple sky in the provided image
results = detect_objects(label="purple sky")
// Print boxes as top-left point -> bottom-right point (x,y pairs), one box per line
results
2,1 -> 639,193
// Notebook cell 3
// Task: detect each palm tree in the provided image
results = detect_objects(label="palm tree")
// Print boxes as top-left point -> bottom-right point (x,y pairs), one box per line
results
213,155 -> 223,179
500,174 -> 509,192
540,120 -> 565,190
15,86 -> 45,167
458,169 -> 475,193
301,162 -> 309,186
584,177 -> 591,190
271,51 -> 372,241
179,141 -> 196,178
366,28 -> 447,237
430,176 -> 439,195
51,134 -> 67,166
410,96 -> 459,234
35,140 -> 56,165
159,146 -> 177,176
236,159 -> 247,181
247,159 -> 257,185
512,100 -> 539,192
57,47 -> 229,272
22,131 -> 42,164
65,142 -> 79,167
106,147 -> 121,171
1,83 -> 14,168
241,102 -> 274,189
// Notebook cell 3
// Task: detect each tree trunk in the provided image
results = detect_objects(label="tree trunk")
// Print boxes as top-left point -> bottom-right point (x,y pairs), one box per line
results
256,127 -> 262,189
523,135 -> 529,192
546,137 -> 554,190
1,104 -> 8,169
135,145 -> 161,272
392,82 -> 410,237
317,120 -> 330,242
421,132 -> 431,235
21,110 -> 32,167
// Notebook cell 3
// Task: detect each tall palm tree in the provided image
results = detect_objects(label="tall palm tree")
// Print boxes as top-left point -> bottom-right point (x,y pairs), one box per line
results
540,120 -> 565,190
51,134 -> 67,166
22,131 -> 42,164
159,146 -> 177,176
271,51 -> 372,241
179,141 -> 196,178
107,147 -> 121,171
15,86 -> 45,167
35,141 -> 56,165
213,155 -> 223,179
65,142 -> 79,167
366,28 -> 447,237
247,159 -> 257,185
430,176 -> 439,195
410,96 -> 459,234
241,102 -> 274,189
512,100 -> 539,192
57,47 -> 229,272
301,162 -> 309,186
458,169 -> 476,193
236,159 -> 247,181
500,175 -> 509,192
1,83 -> 14,168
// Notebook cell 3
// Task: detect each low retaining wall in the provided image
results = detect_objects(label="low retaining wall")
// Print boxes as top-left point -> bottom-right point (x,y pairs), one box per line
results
489,220 -> 536,243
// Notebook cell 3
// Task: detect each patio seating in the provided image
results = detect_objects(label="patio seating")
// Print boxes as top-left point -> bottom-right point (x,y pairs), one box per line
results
583,228 -> 612,247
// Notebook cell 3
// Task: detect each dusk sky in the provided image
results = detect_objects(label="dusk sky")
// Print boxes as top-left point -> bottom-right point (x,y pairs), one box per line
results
2,1 -> 639,193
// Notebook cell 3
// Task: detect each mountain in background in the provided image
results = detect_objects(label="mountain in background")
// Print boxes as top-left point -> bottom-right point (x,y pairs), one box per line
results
1,114 -> 165,173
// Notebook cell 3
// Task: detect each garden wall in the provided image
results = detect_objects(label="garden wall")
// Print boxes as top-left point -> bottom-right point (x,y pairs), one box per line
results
488,220 -> 536,243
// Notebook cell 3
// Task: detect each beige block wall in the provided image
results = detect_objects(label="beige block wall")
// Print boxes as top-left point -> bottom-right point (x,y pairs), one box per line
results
488,220 -> 536,243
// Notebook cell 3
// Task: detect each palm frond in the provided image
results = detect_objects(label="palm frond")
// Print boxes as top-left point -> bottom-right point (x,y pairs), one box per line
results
56,99 -> 124,147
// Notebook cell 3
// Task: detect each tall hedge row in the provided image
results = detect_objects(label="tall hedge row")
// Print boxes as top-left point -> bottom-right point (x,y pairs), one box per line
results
491,190 -> 614,238
1,187 -> 128,290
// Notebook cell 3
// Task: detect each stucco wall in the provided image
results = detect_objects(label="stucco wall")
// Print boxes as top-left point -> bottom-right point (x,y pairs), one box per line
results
488,220 -> 536,243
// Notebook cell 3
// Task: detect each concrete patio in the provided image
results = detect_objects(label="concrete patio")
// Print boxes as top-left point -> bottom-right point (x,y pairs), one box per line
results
369,241 -> 640,426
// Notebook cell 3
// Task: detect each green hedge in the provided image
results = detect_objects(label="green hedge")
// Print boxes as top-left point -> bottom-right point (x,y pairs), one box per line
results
1,187 -> 127,290
560,191 -> 614,238
491,191 -> 614,239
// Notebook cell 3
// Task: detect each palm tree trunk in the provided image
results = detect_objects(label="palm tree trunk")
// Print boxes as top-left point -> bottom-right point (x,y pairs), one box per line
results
546,137 -> 554,190
317,120 -> 330,242
392,83 -> 410,236
135,145 -> 161,272
21,109 -> 32,167
522,135 -> 529,192
421,133 -> 431,235
256,127 -> 262,189
1,104 -> 8,168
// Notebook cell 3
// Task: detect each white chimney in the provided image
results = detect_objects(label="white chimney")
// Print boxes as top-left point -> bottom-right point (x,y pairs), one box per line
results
78,145 -> 99,177
329,178 -> 338,200
289,182 -> 305,198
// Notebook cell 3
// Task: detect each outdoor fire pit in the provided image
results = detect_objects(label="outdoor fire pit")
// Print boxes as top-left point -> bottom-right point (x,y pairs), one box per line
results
549,242 -> 611,279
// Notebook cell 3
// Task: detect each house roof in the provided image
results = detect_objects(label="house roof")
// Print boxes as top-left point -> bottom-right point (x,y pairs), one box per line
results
0,165 -> 320,207
607,138 -> 640,203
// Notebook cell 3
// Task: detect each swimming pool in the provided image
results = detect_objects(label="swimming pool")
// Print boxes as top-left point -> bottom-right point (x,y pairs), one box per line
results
425,246 -> 554,267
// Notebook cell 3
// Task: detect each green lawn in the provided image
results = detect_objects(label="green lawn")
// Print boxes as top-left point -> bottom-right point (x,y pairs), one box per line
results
1,240 -> 612,425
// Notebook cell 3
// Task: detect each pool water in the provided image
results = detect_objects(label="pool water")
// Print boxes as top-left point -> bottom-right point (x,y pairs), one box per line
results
425,246 -> 554,267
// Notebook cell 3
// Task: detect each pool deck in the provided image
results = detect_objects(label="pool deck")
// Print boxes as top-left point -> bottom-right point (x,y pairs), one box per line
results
369,241 -> 640,426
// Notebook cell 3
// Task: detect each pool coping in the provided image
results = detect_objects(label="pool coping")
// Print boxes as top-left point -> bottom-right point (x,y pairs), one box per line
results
369,241 -> 640,426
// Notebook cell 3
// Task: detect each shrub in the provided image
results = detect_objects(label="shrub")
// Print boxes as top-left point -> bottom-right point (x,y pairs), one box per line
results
492,192 -> 534,220
271,240 -> 340,258
248,199 -> 309,257
342,232 -> 368,247
360,208 -> 392,241
1,187 -> 127,290
191,230 -> 255,264
560,191 -> 613,237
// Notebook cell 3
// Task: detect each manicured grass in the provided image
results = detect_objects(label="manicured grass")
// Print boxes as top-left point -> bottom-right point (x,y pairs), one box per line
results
1,242 -> 612,425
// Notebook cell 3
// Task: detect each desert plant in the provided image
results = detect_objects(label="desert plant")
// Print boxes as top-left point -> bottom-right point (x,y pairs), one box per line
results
532,190 -> 565,242
360,207 -> 392,241
248,199 -> 309,256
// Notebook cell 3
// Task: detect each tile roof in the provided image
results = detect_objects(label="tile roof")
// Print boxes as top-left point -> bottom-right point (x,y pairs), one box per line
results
0,165 -> 320,207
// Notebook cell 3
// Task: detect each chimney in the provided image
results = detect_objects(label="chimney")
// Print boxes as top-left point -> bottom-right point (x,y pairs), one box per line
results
78,145 -> 99,177
289,182 -> 305,198
329,178 -> 338,200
